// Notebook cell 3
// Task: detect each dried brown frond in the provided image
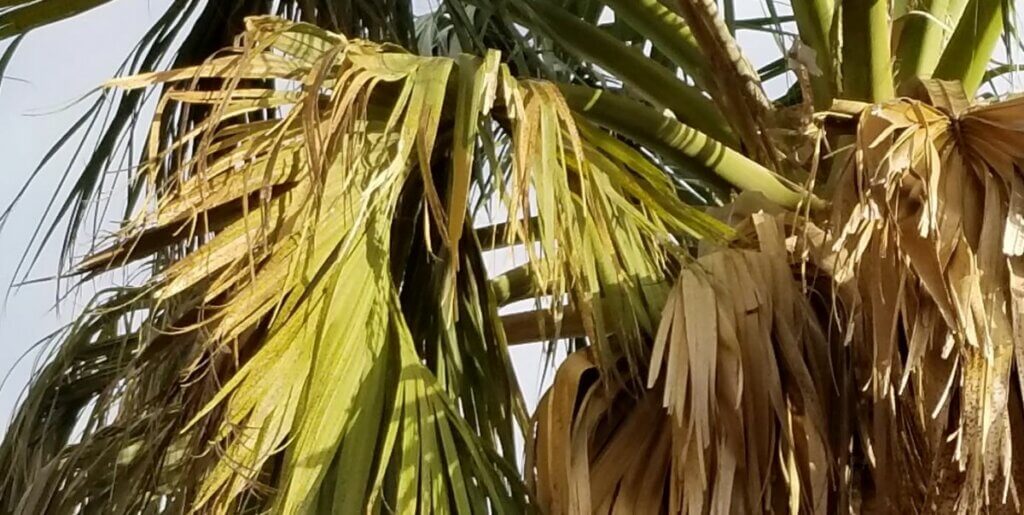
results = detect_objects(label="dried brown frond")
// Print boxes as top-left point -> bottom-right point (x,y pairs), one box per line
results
826,83 -> 1024,513
531,213 -> 834,514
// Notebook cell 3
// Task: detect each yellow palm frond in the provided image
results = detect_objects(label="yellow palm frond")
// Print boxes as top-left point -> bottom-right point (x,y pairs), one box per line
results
0,16 -> 732,512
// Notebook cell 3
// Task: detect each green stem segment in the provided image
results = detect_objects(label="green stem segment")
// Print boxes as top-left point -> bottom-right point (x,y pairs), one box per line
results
511,0 -> 736,146
598,0 -> 710,89
933,0 -> 1005,96
842,0 -> 895,102
559,84 -> 824,210
475,217 -> 539,251
894,0 -> 951,91
790,0 -> 837,107
490,265 -> 535,305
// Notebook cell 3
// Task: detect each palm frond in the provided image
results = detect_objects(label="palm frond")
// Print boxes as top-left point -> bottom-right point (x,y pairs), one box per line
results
826,82 -> 1024,511
532,212 -> 833,514
9,0 -> 1024,513
1,0 -> 424,280
0,0 -> 115,39
1,16 -> 732,511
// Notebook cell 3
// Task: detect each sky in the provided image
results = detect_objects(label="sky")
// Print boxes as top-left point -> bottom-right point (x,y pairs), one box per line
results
0,1 -> 791,430
0,0 -> 179,428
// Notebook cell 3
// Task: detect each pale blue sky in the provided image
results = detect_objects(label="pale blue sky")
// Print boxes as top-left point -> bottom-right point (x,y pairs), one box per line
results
0,0 -> 177,427
0,0 -> 801,429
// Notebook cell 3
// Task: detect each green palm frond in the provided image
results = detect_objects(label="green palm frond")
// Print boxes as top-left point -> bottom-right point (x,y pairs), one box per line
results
0,16 -> 733,511
6,0 -> 1024,513
0,0 -> 115,39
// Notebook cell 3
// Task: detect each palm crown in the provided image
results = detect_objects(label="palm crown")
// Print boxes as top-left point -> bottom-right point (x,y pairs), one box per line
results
1,0 -> 1022,513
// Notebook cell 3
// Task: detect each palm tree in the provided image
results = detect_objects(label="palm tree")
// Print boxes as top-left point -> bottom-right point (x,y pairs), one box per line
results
1,0 -> 1023,512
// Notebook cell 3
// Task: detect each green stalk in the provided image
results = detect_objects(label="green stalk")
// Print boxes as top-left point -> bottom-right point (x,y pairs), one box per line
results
490,265 -> 535,305
842,0 -> 896,102
510,0 -> 736,146
791,0 -> 837,107
598,0 -> 710,88
559,84 -> 824,210
501,307 -> 586,345
475,217 -> 539,251
894,0 -> 951,90
945,0 -> 973,32
933,0 -> 1005,96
